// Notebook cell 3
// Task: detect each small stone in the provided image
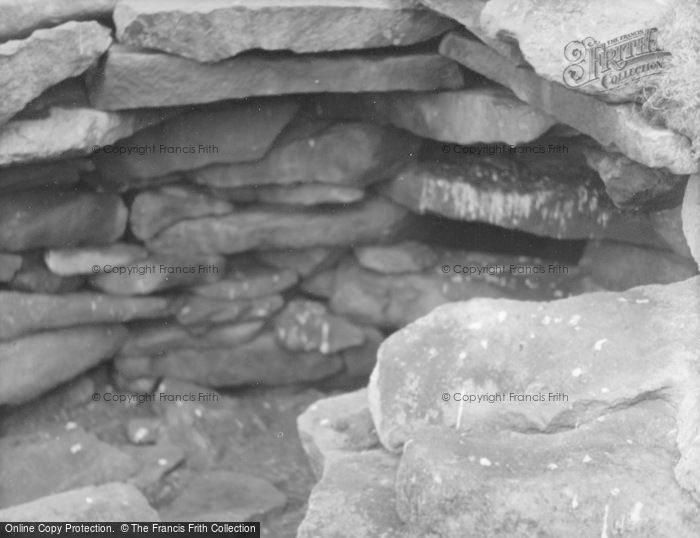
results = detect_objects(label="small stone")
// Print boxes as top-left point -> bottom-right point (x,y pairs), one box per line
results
45,243 -> 148,276
354,241 -> 438,274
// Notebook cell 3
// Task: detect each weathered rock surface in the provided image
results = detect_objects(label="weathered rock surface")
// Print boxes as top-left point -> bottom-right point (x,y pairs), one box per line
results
175,295 -> 285,327
274,299 -> 366,355
0,107 -> 169,167
147,198 -> 410,256
439,33 -> 699,175
89,46 -> 467,109
0,425 -> 137,507
142,332 -> 344,388
0,325 -> 126,405
366,87 -> 557,145
367,276 -> 700,499
354,241 -> 438,274
114,0 -> 454,62
191,121 -> 420,189
583,146 -> 687,209
214,184 -> 365,206
93,100 -> 298,179
479,0 -> 671,102
0,189 -> 126,251
382,158 -> 635,240
0,291 -> 171,341
91,255 -> 225,295
130,185 -> 234,241
0,0 -> 118,41
191,262 -> 298,301
0,253 -> 22,282
0,482 -> 159,522
397,407 -> 700,537
580,240 -> 698,290
160,471 -> 286,522
45,243 -> 148,276
121,321 -> 264,357
0,21 -> 111,126
682,173 -> 700,268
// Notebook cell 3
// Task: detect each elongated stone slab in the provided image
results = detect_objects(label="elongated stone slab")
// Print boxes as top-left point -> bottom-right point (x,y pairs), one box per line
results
45,243 -> 148,276
193,121 -> 420,189
212,184 -> 365,206
0,291 -> 172,341
0,1 -> 118,41
114,0 -> 455,62
175,295 -> 285,327
365,87 -> 557,145
0,21 -> 111,126
148,198 -> 410,255
0,325 -> 126,405
0,159 -> 84,193
192,264 -> 298,301
0,189 -> 126,251
93,99 -> 298,179
89,46 -> 467,110
439,33 -> 698,175
0,107 -> 169,167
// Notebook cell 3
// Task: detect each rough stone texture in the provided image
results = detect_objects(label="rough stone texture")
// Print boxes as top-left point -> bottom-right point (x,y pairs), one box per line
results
121,321 -> 264,356
160,471 -> 286,522
191,262 -> 298,301
297,389 -> 379,480
367,276 -> 700,499
397,409 -> 700,537
114,0 -> 455,62
274,299 -> 366,355
142,332 -> 344,388
0,253 -> 22,282
90,255 -> 225,295
328,255 -> 580,329
651,205 -> 694,260
0,21 -> 111,126
297,450 -> 406,538
682,174 -> 700,268
0,482 -> 159,522
147,198 -> 410,256
354,241 -> 438,274
0,0 -> 118,41
0,425 -> 137,507
579,240 -> 698,290
256,248 -> 344,278
175,295 -> 285,327
0,189 -> 126,251
214,184 -> 366,206
0,291 -> 171,341
382,157 -> 644,240
45,243 -> 148,276
479,0 -> 671,102
89,46 -> 467,109
0,107 -> 169,167
439,33 -> 699,175
0,325 -> 126,405
191,121 -> 421,189
93,99 -> 298,179
130,185 -> 234,241
583,146 -> 687,209
365,87 -> 557,145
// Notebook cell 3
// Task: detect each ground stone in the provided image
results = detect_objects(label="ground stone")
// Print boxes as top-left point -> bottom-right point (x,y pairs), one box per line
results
114,0 -> 454,62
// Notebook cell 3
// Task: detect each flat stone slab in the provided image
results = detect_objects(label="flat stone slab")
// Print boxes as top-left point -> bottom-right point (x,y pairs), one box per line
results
354,241 -> 438,274
0,21 -> 111,126
0,291 -> 171,341
364,87 -> 557,145
0,159 -> 84,193
0,189 -> 126,251
0,482 -> 159,522
114,0 -> 454,62
368,276 -> 700,499
89,46 -> 467,109
93,99 -> 299,179
45,243 -> 148,276
0,0 -> 118,41
439,33 -> 699,175
212,184 -> 366,206
0,325 -> 126,405
147,198 -> 410,256
397,407 -> 700,537
191,260 -> 298,301
0,107 -> 168,167
174,295 -> 285,327
191,120 -> 420,189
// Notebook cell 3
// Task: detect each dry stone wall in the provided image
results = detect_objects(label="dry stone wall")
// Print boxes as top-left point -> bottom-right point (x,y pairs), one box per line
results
0,0 -> 698,535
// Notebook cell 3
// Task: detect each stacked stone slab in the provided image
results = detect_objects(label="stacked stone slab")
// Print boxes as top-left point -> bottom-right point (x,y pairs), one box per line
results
0,0 -> 698,533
